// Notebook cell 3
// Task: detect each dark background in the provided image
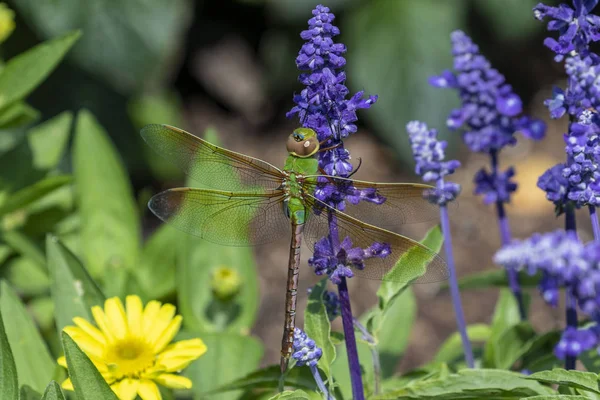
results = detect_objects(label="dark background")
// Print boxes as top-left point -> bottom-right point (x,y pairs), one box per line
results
3,0 -> 577,368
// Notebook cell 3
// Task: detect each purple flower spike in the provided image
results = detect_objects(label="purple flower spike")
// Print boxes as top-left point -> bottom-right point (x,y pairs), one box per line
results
555,327 -> 598,359
474,167 -> 518,205
292,328 -> 323,367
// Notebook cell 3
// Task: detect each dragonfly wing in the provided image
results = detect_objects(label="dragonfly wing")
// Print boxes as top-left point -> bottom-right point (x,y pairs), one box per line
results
141,124 -> 285,192
303,176 -> 456,229
149,188 -> 291,246
302,193 -> 448,284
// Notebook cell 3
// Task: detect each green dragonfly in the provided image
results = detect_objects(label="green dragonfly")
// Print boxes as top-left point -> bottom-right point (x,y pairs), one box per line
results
140,124 -> 448,373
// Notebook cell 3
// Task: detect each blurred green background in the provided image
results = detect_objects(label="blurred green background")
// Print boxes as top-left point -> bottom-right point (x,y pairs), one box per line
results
2,0 -> 574,370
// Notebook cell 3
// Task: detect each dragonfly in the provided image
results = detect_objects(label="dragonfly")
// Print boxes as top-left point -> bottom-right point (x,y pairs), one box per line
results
140,124 -> 448,374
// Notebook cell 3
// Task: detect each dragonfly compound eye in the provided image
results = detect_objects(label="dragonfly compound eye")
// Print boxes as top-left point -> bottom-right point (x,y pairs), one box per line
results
287,135 -> 319,157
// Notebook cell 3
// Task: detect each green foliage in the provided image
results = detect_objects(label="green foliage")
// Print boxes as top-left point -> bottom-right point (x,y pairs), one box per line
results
434,324 -> 492,365
61,333 -> 118,400
19,385 -> 42,400
455,269 -> 540,290
40,382 -> 66,400
527,369 -> 600,396
0,312 -> 18,400
268,389 -> 313,399
304,280 -> 335,383
0,281 -> 55,393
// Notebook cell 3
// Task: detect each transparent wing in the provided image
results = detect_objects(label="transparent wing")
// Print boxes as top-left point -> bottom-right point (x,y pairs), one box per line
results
303,193 -> 448,284
303,176 -> 457,229
148,188 -> 291,246
141,124 -> 285,192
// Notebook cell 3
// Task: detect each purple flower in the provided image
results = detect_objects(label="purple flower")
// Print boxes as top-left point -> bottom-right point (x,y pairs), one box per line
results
474,166 -> 517,204
538,163 -> 571,207
534,0 -> 600,61
554,327 -> 598,359
308,236 -> 391,284
292,328 -> 323,367
430,30 -> 546,153
406,121 -> 461,206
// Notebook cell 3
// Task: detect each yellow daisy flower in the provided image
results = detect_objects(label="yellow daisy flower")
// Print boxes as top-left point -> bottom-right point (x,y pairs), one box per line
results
58,295 -> 207,400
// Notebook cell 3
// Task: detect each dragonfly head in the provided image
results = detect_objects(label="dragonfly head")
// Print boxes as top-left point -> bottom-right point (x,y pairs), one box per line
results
287,128 -> 319,158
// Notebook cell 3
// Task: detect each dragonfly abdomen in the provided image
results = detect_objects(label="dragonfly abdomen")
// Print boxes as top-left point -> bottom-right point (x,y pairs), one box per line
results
280,222 -> 304,374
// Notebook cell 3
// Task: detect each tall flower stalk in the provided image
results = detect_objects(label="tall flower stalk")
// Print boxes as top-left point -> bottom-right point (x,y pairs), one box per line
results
406,121 -> 473,368
288,5 -> 378,399
534,0 -> 600,369
431,31 -> 546,321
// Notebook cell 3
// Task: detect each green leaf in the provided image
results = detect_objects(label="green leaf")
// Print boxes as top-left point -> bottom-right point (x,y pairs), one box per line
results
0,281 -> 54,393
521,396 -> 589,400
527,369 -> 600,395
28,296 -> 55,332
345,0 -> 465,163
46,235 -> 105,333
183,332 -> 263,400
0,102 -> 39,129
304,280 -> 335,382
0,175 -> 72,218
41,382 -> 66,400
268,390 -> 311,400
434,324 -> 492,364
204,365 -> 318,395
455,269 -> 540,290
19,385 -> 42,400
474,0 -> 542,41
2,230 -> 45,266
11,1 -> 191,93
27,112 -> 73,170
0,311 -> 18,400
135,224 -> 178,300
521,331 -> 562,373
5,257 -> 49,296
73,110 -> 140,280
61,333 -> 118,400
483,289 -> 523,368
331,340 -> 375,399
0,32 -> 80,111
372,369 -> 554,400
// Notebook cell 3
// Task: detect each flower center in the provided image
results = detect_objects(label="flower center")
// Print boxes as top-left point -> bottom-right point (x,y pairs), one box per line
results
104,338 -> 155,379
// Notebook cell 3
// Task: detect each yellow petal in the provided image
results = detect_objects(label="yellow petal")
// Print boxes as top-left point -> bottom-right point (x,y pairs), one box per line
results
104,297 -> 128,340
146,304 -> 176,345
57,356 -> 67,368
61,378 -> 74,391
137,379 -> 162,400
154,374 -> 193,389
126,295 -> 143,337
142,301 -> 162,335
92,305 -> 115,343
73,317 -> 106,345
152,315 -> 182,353
155,338 -> 207,372
63,326 -> 105,359
112,378 -> 138,400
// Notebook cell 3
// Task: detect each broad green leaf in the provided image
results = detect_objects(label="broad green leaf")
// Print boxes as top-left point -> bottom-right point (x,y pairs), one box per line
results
19,385 -> 42,400
135,224 -> 178,300
455,269 -> 540,290
331,340 -> 375,399
378,225 -> 443,310
522,396 -> 588,400
483,288 -> 523,368
183,332 -> 263,400
11,1 -> 191,93
0,281 -> 54,393
28,296 -> 55,332
0,31 -> 80,110
345,0 -> 464,163
0,312 -> 18,400
581,348 -> 600,372
27,112 -> 73,170
0,175 -> 71,218
372,369 -> 554,400
0,102 -> 39,129
128,92 -> 184,181
527,369 -> 600,395
41,382 -> 66,400
5,257 -> 49,295
375,288 -> 416,378
268,390 -> 311,400
46,235 -> 105,333
2,230 -> 45,266
489,322 -> 537,369
61,333 -> 118,400
304,280 -> 335,382
434,324 -> 492,364
73,110 -> 140,280
521,330 -> 562,373
204,365 -> 318,395
474,0 -> 542,40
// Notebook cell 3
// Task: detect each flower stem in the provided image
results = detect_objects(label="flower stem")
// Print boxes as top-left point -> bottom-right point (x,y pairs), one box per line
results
310,364 -> 334,400
353,318 -> 381,394
565,204 -> 577,370
337,277 -> 364,400
589,205 -> 600,242
491,151 -> 526,320
440,204 -> 474,368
